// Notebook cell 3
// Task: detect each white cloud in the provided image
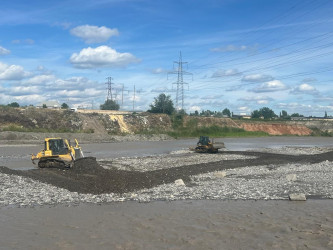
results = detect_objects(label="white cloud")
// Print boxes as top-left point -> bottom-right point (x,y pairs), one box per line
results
70,25 -> 119,43
201,94 -> 224,100
250,80 -> 288,93
277,102 -> 333,116
25,74 -> 56,85
212,69 -> 240,77
56,88 -> 103,98
196,99 -> 228,107
242,74 -> 273,82
70,46 -> 140,69
0,46 -> 10,55
8,86 -> 40,95
234,106 -> 251,115
188,105 -> 201,112
150,87 -> 174,93
0,62 -> 30,80
239,95 -> 273,105
290,83 -> 319,95
151,68 -> 166,74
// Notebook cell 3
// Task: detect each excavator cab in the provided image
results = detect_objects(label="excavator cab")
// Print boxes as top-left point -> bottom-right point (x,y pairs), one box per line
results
47,139 -> 69,155
197,136 -> 211,146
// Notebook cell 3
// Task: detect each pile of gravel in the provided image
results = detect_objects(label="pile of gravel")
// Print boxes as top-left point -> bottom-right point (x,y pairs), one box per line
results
100,150 -> 256,172
253,146 -> 333,155
0,154 -> 332,207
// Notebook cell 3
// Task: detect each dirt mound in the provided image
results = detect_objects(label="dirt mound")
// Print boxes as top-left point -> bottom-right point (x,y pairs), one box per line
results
239,123 -> 312,135
73,157 -> 103,172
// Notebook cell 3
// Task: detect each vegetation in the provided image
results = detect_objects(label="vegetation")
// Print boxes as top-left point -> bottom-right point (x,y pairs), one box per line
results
1,125 -> 73,133
167,125 -> 268,138
148,93 -> 175,115
7,102 -> 20,107
251,107 -> 277,119
100,99 -> 120,110
1,124 -> 94,134
222,108 -> 231,117
310,128 -> 333,137
61,103 -> 69,109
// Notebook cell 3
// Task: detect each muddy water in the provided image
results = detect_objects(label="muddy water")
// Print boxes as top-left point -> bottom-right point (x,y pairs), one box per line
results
1,200 -> 332,249
0,137 -> 332,170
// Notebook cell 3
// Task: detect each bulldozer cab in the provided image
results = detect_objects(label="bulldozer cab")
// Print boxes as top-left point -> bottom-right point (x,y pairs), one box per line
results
197,136 -> 211,146
46,138 -> 69,155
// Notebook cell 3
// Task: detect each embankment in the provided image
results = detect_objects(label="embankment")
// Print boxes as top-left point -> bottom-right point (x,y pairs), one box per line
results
0,107 -> 332,140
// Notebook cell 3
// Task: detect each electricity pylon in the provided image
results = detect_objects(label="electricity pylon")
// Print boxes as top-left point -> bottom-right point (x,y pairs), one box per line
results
168,52 -> 192,110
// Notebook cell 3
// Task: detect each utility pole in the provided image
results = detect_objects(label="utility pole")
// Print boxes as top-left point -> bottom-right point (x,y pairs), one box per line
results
106,77 -> 113,101
133,85 -> 136,112
122,84 -> 124,105
168,52 -> 192,111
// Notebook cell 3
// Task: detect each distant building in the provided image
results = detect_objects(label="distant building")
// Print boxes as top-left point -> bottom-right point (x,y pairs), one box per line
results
232,114 -> 251,119
291,116 -> 333,121
36,101 -> 60,109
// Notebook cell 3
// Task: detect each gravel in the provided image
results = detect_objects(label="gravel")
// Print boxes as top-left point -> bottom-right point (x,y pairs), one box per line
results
0,147 -> 332,207
101,149 -> 256,172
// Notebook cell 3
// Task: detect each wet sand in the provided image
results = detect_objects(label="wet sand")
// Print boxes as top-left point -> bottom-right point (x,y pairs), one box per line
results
1,136 -> 333,170
1,137 -> 333,249
1,200 -> 332,250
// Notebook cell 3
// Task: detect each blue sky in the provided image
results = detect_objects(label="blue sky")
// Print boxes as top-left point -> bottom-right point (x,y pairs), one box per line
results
0,0 -> 332,116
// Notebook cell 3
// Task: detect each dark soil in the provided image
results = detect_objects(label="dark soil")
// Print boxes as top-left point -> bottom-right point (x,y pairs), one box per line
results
1,151 -> 333,195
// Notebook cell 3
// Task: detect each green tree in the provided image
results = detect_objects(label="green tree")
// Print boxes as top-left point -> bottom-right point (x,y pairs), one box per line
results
61,103 -> 69,109
291,113 -> 304,117
42,104 -> 47,108
222,108 -> 231,117
324,111 -> 328,118
251,110 -> 261,119
7,102 -> 19,107
251,107 -> 277,119
148,93 -> 175,115
260,107 -> 277,119
100,99 -> 120,110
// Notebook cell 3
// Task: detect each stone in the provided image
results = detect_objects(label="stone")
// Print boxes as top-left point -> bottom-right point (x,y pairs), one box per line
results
289,193 -> 306,201
174,179 -> 185,186
214,171 -> 227,178
286,174 -> 297,181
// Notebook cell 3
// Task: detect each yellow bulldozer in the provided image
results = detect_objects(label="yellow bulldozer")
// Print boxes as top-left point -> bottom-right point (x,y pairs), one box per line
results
195,136 -> 225,153
31,138 -> 85,168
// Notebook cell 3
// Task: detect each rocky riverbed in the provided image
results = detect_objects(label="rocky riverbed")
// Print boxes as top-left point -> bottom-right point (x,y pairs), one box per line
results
0,146 -> 332,208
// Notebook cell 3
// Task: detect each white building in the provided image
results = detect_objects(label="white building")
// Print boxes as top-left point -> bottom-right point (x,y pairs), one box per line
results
36,101 -> 61,109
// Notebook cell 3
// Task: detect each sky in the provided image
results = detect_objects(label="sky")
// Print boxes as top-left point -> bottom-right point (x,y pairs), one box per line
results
0,0 -> 333,116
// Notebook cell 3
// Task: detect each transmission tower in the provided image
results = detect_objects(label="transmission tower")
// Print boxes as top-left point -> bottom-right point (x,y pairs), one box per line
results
168,52 -> 193,110
105,77 -> 113,101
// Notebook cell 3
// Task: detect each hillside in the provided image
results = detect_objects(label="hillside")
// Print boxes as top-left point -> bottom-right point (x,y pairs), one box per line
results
0,107 -> 332,141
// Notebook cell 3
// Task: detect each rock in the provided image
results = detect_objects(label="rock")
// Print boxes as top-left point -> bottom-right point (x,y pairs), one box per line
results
289,193 -> 306,201
214,171 -> 227,178
286,174 -> 297,181
174,179 -> 185,186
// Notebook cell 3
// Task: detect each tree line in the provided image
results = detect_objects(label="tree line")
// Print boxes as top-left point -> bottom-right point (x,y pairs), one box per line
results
3,94 -> 329,119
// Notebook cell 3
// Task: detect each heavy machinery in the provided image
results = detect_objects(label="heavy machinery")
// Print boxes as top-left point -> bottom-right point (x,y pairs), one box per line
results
31,138 -> 85,168
195,136 -> 225,153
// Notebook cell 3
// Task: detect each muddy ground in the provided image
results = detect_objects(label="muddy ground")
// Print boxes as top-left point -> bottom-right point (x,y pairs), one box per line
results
1,138 -> 333,249
1,149 -> 332,195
